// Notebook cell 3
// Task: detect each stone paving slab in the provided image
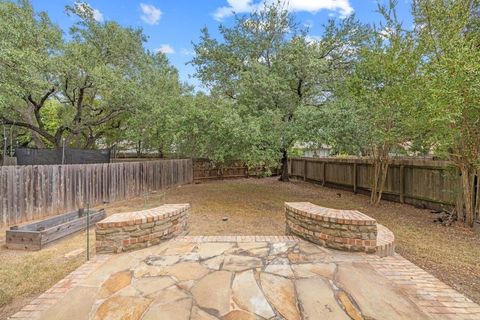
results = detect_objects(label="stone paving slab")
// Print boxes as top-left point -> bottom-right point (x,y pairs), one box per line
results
10,236 -> 480,320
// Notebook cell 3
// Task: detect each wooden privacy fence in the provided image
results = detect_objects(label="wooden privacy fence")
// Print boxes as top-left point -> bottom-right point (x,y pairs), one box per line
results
193,159 -> 274,181
0,159 -> 193,227
110,158 -> 276,180
193,159 -> 249,180
289,157 -> 461,210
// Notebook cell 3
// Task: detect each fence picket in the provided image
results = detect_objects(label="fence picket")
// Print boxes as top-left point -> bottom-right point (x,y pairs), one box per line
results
0,159 -> 192,227
289,157 -> 460,210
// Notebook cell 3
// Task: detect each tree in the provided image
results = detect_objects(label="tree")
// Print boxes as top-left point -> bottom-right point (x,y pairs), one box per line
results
1,1 -> 181,150
329,1 -> 422,204
319,98 -> 369,156
57,3 -> 146,149
122,52 -> 184,157
191,0 -> 365,180
413,0 -> 480,226
173,94 -> 253,163
0,0 -> 63,148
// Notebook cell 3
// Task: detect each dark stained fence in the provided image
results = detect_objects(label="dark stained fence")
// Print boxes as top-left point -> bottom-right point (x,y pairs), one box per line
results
15,148 -> 111,165
192,159 -> 276,181
113,158 -> 270,180
193,159 -> 248,180
0,159 -> 193,227
289,157 -> 461,210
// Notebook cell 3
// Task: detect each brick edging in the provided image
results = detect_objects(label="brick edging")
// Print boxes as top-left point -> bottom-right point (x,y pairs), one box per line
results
9,255 -> 110,320
367,255 -> 480,318
96,204 -> 190,228
171,235 -> 301,242
285,202 -> 376,225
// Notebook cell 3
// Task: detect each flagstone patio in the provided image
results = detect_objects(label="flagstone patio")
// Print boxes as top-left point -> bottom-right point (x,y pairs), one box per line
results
11,236 -> 480,320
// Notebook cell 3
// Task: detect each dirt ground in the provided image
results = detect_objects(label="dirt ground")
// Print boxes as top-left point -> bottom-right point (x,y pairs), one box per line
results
1,177 -> 479,318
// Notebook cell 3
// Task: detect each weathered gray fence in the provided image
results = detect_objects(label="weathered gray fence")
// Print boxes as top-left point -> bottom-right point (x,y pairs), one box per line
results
0,159 -> 193,227
289,157 -> 461,210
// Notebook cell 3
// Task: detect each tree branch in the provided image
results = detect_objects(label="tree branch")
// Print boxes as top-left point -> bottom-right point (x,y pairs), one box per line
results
26,87 -> 56,130
89,109 -> 123,126
1,116 -> 56,144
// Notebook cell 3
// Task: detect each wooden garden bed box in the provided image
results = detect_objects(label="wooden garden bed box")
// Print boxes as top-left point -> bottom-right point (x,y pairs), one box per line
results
6,209 -> 106,251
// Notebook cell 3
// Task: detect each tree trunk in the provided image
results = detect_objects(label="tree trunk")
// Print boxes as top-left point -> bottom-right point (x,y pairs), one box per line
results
475,170 -> 479,224
83,137 -> 96,149
459,164 -> 475,227
278,149 -> 289,182
136,140 -> 142,158
19,110 -> 46,148
371,160 -> 380,204
31,132 -> 46,148
370,145 -> 390,205
157,141 -> 164,158
376,161 -> 389,205
75,135 -> 82,149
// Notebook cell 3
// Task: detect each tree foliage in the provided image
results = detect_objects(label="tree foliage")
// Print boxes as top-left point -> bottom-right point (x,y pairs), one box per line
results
0,0 -> 182,150
412,0 -> 480,225
331,1 -> 422,204
2,0 -> 480,225
191,1 -> 367,180
324,0 -> 480,221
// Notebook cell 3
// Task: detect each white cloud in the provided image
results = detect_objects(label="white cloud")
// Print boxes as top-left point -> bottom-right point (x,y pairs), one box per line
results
306,35 -> 322,44
213,0 -> 254,21
288,0 -> 353,16
180,48 -> 195,56
213,0 -> 353,21
140,3 -> 162,25
92,8 -> 103,22
74,2 -> 104,22
155,44 -> 175,54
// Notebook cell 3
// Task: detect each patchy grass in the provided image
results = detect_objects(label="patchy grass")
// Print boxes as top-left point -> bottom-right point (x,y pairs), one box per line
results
0,231 -> 94,319
1,177 -> 479,319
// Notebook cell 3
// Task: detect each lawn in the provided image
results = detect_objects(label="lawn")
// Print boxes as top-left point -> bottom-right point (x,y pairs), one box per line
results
1,177 -> 479,319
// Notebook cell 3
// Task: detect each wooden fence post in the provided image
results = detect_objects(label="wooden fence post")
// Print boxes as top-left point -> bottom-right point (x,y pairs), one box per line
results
353,163 -> 357,194
399,165 -> 405,203
456,167 -> 464,220
322,162 -> 326,186
303,159 -> 307,181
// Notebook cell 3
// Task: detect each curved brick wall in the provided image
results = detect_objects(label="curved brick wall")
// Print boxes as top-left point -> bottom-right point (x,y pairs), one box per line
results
285,202 -> 378,253
96,204 -> 189,254
376,224 -> 395,257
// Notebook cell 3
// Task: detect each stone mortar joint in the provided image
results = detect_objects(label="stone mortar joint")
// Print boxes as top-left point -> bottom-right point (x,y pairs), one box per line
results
284,202 -> 394,256
95,204 -> 190,254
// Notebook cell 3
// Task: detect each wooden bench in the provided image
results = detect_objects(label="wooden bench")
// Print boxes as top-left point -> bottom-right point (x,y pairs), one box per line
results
285,202 -> 394,256
95,204 -> 190,254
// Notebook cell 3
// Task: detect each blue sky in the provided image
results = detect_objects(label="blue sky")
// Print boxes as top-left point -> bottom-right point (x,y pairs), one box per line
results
30,0 -> 413,89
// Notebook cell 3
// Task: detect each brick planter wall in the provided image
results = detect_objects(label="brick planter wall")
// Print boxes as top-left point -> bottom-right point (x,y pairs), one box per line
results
285,202 -> 377,253
96,204 -> 189,254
